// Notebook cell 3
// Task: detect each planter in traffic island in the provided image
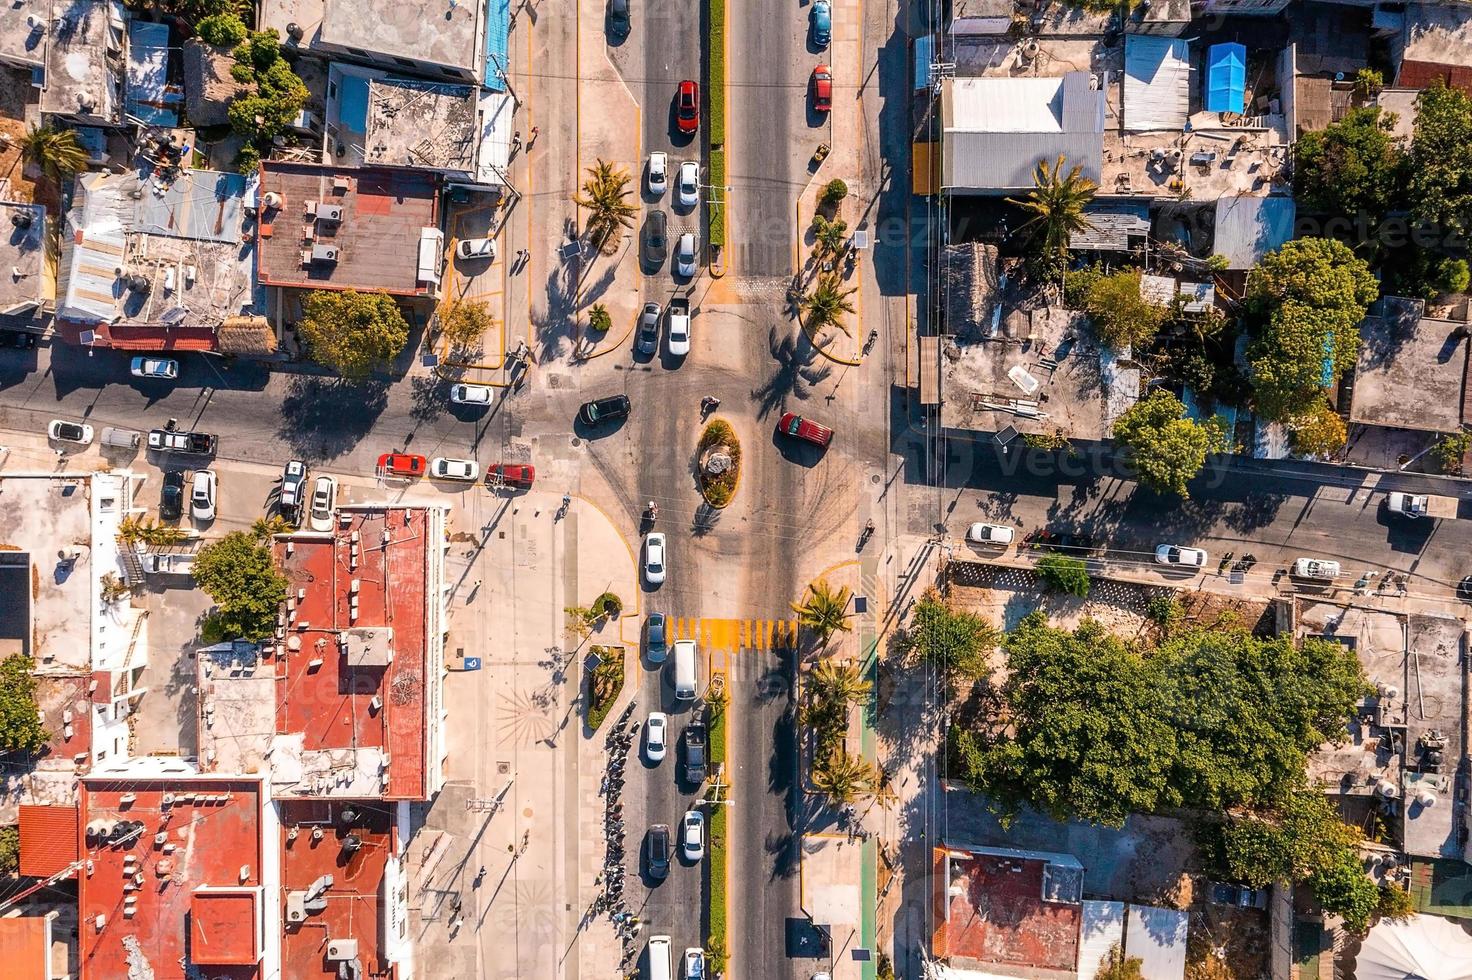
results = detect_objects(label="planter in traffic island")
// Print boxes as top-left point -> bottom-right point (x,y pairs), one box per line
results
697,418 -> 741,508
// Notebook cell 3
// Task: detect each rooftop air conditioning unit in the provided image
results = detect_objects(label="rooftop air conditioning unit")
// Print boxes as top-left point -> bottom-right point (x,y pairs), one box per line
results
326,939 -> 359,961
311,244 -> 341,264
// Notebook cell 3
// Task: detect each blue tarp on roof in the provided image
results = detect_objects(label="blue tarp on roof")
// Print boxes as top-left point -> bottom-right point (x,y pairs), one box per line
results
484,0 -> 510,92
1205,43 -> 1246,115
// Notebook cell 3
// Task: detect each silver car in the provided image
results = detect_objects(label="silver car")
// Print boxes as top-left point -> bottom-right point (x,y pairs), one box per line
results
675,232 -> 696,277
677,160 -> 699,209
636,301 -> 662,355
308,475 -> 337,532
190,470 -> 216,522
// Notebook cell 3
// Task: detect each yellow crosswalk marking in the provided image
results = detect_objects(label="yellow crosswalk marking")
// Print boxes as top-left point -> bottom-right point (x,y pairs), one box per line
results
655,618 -> 801,653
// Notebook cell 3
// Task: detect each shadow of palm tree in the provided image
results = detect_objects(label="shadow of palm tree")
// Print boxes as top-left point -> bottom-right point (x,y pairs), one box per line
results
691,501 -> 721,537
750,326 -> 833,420
276,375 -> 389,461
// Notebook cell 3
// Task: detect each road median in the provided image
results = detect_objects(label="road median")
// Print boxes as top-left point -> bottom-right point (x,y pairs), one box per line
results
707,0 -> 727,252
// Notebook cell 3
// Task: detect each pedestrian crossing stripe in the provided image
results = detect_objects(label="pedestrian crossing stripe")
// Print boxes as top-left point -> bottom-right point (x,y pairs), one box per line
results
671,618 -> 799,651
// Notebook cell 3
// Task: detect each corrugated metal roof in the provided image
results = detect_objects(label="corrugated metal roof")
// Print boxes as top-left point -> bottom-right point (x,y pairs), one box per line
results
946,76 -> 1073,133
1125,905 -> 1188,980
134,169 -> 249,244
1071,202 -> 1149,250
942,74 -> 1104,192
1206,43 -> 1247,114
944,132 -> 1103,192
1078,900 -> 1126,980
1124,36 -> 1190,131
1214,195 -> 1296,269
19,803 -> 77,878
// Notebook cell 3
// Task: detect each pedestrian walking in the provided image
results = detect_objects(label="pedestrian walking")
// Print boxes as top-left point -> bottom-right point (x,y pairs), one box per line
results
529,126 -> 540,146
512,131 -> 522,149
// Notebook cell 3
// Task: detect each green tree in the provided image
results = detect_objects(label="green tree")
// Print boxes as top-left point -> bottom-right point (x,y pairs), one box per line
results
1215,791 -> 1363,887
1035,554 -> 1090,597
1292,107 -> 1404,222
1439,257 -> 1471,294
811,751 -> 876,807
0,655 -> 48,755
19,125 -> 87,185
1376,883 -> 1416,923
297,290 -> 409,379
1113,390 -> 1227,497
588,303 -> 612,332
193,530 -> 289,642
1289,399 -> 1348,458
1311,850 -> 1379,934
811,214 -> 849,261
438,300 -> 494,355
573,159 -> 639,254
819,179 -> 849,208
1084,269 -> 1167,351
0,825 -> 18,876
898,589 -> 1002,681
1409,82 -> 1472,233
196,12 -> 247,47
1006,154 -> 1097,260
224,29 -> 308,168
1432,431 -> 1471,474
809,659 -> 871,709
800,272 -> 858,336
791,579 -> 853,644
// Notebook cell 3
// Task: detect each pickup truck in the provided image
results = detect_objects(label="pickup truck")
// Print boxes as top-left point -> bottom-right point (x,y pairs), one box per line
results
1387,491 -> 1459,520
143,553 -> 195,576
148,428 -> 217,456
667,297 -> 691,356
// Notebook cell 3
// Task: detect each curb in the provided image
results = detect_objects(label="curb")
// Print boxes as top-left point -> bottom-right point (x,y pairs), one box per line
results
697,415 -> 741,509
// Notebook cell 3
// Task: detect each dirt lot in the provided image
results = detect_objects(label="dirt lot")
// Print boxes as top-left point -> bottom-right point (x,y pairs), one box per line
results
0,67 -> 47,207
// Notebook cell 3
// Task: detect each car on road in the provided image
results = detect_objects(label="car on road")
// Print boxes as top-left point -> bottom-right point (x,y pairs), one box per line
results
130,356 -> 178,380
48,420 -> 93,445
456,237 -> 496,261
683,948 -> 705,979
431,457 -> 480,481
667,298 -> 691,356
485,463 -> 535,489
812,64 -> 833,112
578,394 -> 631,426
451,383 -> 494,405
160,469 -> 185,521
608,0 -> 630,35
636,301 -> 663,355
777,411 -> 833,449
378,452 -> 427,478
308,475 -> 337,532
280,459 -> 308,519
676,79 -> 699,133
647,612 -> 669,662
647,824 -> 671,880
148,427 -> 217,455
1155,544 -> 1208,567
190,470 -> 217,522
643,209 -> 669,266
676,160 -> 699,209
674,232 -> 697,277
966,523 -> 1014,546
644,532 -> 667,585
647,151 -> 668,196
681,810 -> 705,861
645,711 -> 668,762
1292,557 -> 1341,581
811,0 -> 831,47
684,721 -> 707,783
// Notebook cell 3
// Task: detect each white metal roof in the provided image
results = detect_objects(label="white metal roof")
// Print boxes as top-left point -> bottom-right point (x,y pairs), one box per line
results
1124,36 -> 1191,132
1124,905 -> 1188,980
1078,901 -> 1126,980
1356,914 -> 1472,980
945,76 -> 1071,133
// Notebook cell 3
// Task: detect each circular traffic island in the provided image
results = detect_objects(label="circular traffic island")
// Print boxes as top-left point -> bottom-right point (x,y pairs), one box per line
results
697,418 -> 742,509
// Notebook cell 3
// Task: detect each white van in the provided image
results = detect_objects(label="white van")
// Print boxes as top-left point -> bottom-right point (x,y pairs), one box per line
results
647,935 -> 673,980
672,640 -> 697,701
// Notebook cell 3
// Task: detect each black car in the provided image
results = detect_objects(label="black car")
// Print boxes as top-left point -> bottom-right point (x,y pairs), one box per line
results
159,470 -> 185,521
684,722 -> 707,784
642,209 -> 668,267
646,824 -> 671,880
578,394 -> 631,426
608,0 -> 630,34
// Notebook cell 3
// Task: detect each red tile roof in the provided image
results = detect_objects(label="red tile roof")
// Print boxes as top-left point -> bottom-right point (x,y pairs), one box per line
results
0,912 -> 54,978
931,848 -> 1081,975
52,321 -> 220,352
1398,61 -> 1472,95
19,804 -> 79,878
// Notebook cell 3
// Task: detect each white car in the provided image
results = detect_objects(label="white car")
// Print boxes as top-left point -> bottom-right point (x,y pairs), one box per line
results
681,809 -> 704,861
644,532 -> 667,585
677,160 -> 699,209
456,237 -> 495,261
130,356 -> 178,380
430,457 -> 480,481
683,948 -> 705,979
645,711 -> 668,763
1155,544 -> 1207,567
308,475 -> 337,532
190,470 -> 216,522
451,383 -> 494,405
48,420 -> 93,445
1292,557 -> 1342,581
965,523 -> 1014,546
675,232 -> 696,277
647,151 -> 668,196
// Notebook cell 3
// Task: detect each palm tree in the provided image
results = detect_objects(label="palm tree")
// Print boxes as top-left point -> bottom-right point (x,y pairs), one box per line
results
1006,154 -> 1097,259
800,273 -> 857,336
812,751 -> 876,807
809,658 -> 871,708
792,579 -> 853,644
811,214 -> 849,262
19,125 -> 88,185
572,159 -> 638,255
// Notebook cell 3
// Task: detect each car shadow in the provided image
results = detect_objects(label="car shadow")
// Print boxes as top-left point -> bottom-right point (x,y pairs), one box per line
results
573,416 -> 629,440
771,428 -> 825,468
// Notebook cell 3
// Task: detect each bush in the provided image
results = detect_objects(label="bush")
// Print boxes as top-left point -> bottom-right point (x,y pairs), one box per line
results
1062,265 -> 1102,308
708,0 -> 726,148
197,12 -> 247,47
708,149 -> 727,247
592,592 -> 623,619
0,826 -> 17,877
1432,432 -> 1471,475
1439,257 -> 1471,294
1085,269 -> 1166,351
1036,554 -> 1090,597
588,303 -> 611,332
1145,595 -> 1184,631
698,418 -> 741,508
1376,883 -> 1415,923
820,179 -> 849,207
707,805 -> 728,970
585,647 -> 625,732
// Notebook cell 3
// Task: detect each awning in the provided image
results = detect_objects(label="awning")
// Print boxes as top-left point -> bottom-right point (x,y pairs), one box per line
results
1206,43 -> 1247,114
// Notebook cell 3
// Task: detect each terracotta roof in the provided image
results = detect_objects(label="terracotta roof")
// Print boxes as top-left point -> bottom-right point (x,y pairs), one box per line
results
1398,61 -> 1472,94
0,913 -> 54,978
19,804 -> 78,878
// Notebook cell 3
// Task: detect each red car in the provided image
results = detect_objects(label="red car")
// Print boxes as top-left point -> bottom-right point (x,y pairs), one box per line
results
486,463 -> 536,489
778,412 -> 834,449
377,452 -> 427,477
676,80 -> 699,134
812,65 -> 833,112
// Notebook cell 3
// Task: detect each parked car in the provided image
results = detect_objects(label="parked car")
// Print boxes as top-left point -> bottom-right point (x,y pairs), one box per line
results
777,412 -> 833,449
1209,882 -> 1269,910
143,552 -> 195,576
681,810 -> 705,861
48,420 -> 93,445
647,612 -> 670,662
578,394 -> 631,426
674,233 -> 696,277
148,427 -> 216,455
130,356 -> 178,380
676,79 -> 699,133
160,470 -> 185,521
966,523 -> 1014,546
1292,557 -> 1341,581
378,452 -> 427,477
486,463 -> 535,489
684,721 -> 707,783
683,948 -> 705,980
647,151 -> 668,196
643,209 -> 669,266
812,64 -> 833,111
280,459 -> 308,519
636,301 -> 663,355
608,0 -> 630,35
308,475 -> 337,532
451,383 -> 494,405
645,711 -> 668,763
644,531 -> 667,585
811,0 -> 831,46
667,297 -> 691,356
456,237 -> 496,261
1155,544 -> 1207,567
676,160 -> 699,209
647,824 -> 671,880
190,470 -> 217,522
430,457 -> 479,481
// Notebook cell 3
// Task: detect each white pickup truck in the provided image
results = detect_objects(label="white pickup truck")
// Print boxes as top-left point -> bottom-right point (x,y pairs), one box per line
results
143,553 -> 195,576
1386,492 -> 1459,520
148,428 -> 217,456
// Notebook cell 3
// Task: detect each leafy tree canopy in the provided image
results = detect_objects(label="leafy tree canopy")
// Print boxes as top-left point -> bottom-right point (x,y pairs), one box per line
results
1212,790 -> 1361,887
1288,398 -> 1348,458
1292,107 -> 1405,221
897,589 -> 1001,681
1409,82 -> 1472,233
1084,270 -> 1167,351
438,300 -> 494,355
1112,390 -> 1227,497
297,290 -> 410,379
225,28 -> 308,168
1035,554 -> 1090,598
0,655 -> 48,755
194,529 -> 289,642
1310,849 -> 1380,934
